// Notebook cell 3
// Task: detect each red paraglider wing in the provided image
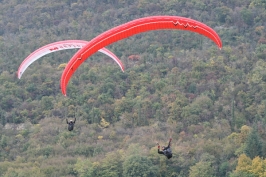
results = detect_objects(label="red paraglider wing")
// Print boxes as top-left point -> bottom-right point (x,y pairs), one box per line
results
17,40 -> 124,79
61,16 -> 222,96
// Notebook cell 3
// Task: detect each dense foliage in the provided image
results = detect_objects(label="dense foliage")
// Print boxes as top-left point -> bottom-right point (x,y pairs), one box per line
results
1,0 -> 266,176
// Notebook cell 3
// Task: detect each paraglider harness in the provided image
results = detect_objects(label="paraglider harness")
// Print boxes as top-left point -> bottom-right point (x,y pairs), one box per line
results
66,117 -> 76,131
157,138 -> 172,159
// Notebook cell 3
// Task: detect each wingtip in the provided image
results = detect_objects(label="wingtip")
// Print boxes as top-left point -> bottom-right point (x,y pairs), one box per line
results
62,90 -> 67,96
17,72 -> 20,79
121,66 -> 125,72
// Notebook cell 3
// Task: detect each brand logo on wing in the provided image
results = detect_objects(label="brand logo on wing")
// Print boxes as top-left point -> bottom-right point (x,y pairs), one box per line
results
173,21 -> 180,26
173,21 -> 197,29
49,47 -> 59,51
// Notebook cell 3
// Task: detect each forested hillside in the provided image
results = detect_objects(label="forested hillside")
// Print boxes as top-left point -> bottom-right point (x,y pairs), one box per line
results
0,0 -> 266,176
